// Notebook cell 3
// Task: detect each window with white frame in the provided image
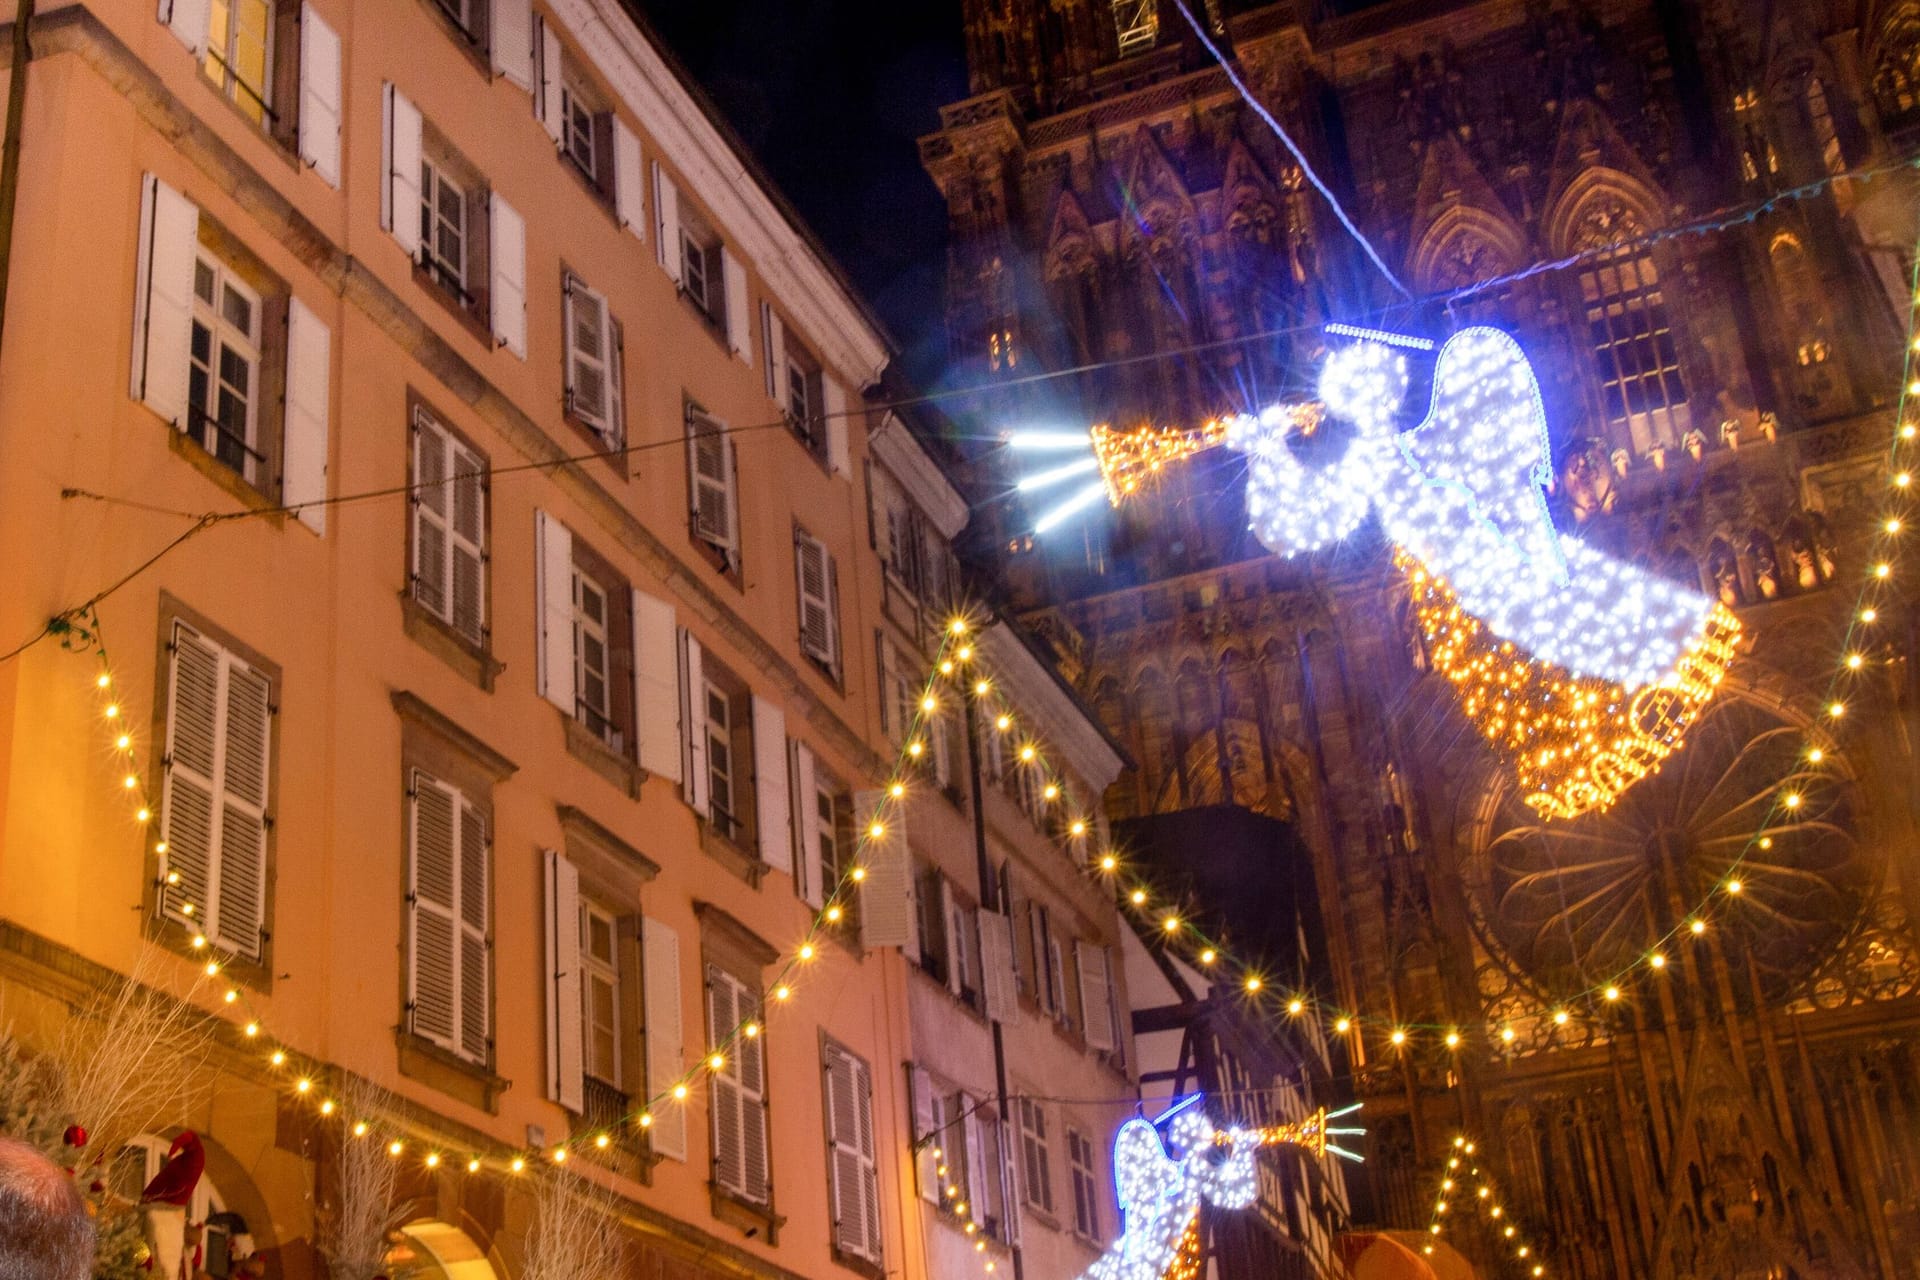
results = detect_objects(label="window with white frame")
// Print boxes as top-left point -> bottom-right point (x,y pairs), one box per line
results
793,527 -> 842,678
783,339 -> 826,456
572,564 -> 615,747
680,218 -> 725,327
705,681 -> 740,841
911,1069 -> 1016,1244
159,618 -> 273,961
1068,1128 -> 1100,1242
405,768 -> 491,1065
409,406 -> 488,647
560,79 -> 598,182
189,251 -> 264,482
823,1041 -> 882,1264
1017,1096 -> 1054,1214
686,404 -> 739,567
706,965 -> 770,1205
564,273 -> 623,449
202,0 -> 273,124
580,899 -> 620,1086
947,892 -> 980,1007
813,775 -> 853,914
419,156 -> 467,297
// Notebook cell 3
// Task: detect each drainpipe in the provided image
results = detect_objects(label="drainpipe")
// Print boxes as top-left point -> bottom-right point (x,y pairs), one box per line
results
0,0 -> 34,361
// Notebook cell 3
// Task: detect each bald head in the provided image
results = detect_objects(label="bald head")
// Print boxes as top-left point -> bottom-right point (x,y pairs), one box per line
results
0,1138 -> 93,1280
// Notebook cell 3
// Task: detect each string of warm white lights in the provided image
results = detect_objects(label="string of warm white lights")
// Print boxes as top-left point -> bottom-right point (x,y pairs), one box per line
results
1424,1135 -> 1548,1277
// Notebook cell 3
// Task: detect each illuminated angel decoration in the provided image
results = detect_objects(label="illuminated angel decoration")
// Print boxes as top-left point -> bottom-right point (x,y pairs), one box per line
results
1024,327 -> 1740,818
1078,1108 -> 1258,1280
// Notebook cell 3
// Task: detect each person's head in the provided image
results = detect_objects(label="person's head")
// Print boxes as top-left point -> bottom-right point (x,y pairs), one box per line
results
0,1137 -> 94,1280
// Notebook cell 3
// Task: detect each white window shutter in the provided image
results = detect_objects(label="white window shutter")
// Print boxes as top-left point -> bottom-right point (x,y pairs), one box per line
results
708,972 -> 744,1195
641,917 -> 686,1159
563,277 -> 613,435
794,534 -> 836,670
533,509 -> 574,714
826,1047 -> 880,1264
1077,941 -> 1114,1050
535,17 -> 563,144
130,174 -> 198,427
543,849 -> 584,1112
736,984 -> 769,1204
612,117 -> 646,241
761,303 -> 786,402
788,740 -> 824,908
677,628 -> 708,815
159,0 -> 210,54
856,790 -> 912,948
297,5 -> 342,188
908,1065 -> 941,1203
822,375 -> 851,478
490,0 -> 532,89
653,163 -> 681,282
381,84 -> 423,259
407,771 -> 461,1053
941,880 -> 964,997
455,797 -> 490,1063
447,439 -> 487,645
283,297 -> 330,535
214,658 -> 270,959
489,193 -> 527,359
721,248 -> 751,363
750,696 -> 792,875
687,414 -> 735,555
412,418 -> 451,624
632,590 -> 683,783
979,910 -> 1021,1026
964,1109 -> 991,1230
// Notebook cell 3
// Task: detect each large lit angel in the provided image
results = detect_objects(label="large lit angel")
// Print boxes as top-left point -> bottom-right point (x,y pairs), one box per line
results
1077,1108 -> 1259,1280
1024,327 -> 1739,818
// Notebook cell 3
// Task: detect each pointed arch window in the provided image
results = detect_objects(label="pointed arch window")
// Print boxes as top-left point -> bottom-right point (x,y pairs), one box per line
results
1425,229 -> 1517,331
1113,0 -> 1157,56
1568,197 -> 1689,457
1805,78 -> 1845,175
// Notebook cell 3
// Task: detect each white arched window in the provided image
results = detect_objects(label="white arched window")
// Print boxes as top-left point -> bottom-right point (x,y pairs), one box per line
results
1567,196 -> 1690,456
383,1221 -> 501,1280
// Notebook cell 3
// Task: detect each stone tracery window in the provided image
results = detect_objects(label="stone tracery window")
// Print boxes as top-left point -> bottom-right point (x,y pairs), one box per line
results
1425,229 -> 1518,331
1567,196 -> 1690,458
1112,0 -> 1157,56
1873,9 -> 1920,121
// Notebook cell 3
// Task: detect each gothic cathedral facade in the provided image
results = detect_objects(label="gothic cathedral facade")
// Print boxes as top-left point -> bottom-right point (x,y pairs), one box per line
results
923,1 -> 1920,1275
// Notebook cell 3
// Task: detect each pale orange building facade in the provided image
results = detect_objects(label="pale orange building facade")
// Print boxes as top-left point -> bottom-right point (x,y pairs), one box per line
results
0,0 -> 1136,1274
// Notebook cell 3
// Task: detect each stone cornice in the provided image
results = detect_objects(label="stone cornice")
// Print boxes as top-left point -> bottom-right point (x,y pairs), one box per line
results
870,413 -> 969,539
982,621 -> 1127,790
27,5 -> 889,785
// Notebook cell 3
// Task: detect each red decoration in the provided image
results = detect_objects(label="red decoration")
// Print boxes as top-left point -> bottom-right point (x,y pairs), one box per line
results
62,1124 -> 87,1148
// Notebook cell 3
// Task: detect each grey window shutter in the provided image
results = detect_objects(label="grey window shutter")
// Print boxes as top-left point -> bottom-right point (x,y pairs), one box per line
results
130,174 -> 199,428
788,740 -> 824,909
751,696 -> 792,874
641,917 -> 686,1159
979,910 -> 1020,1026
297,4 -> 342,187
489,193 -> 526,358
489,0 -> 532,89
283,296 -> 331,534
631,590 -> 683,782
856,790 -> 912,948
407,771 -> 460,1053
677,628 -> 708,814
380,84 -> 423,258
533,510 -> 574,713
543,850 -> 584,1112
1077,940 -> 1115,1051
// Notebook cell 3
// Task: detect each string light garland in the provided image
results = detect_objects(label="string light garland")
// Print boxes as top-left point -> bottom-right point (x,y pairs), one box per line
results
1423,1135 -> 1549,1276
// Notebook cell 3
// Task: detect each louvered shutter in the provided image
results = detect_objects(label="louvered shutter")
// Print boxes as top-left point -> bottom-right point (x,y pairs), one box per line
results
653,163 -> 681,282
534,17 -> 562,144
964,1108 -> 991,1230
407,771 -> 460,1052
737,983 -> 769,1204
612,116 -> 645,240
456,796 -> 490,1063
381,84 -> 422,259
448,438 -> 487,644
1077,941 -> 1115,1051
687,412 -> 735,554
856,790 -> 912,948
821,376 -> 851,478
721,248 -> 751,363
534,510 -> 573,713
631,590 -> 682,782
489,193 -> 526,358
751,696 -> 791,875
677,629 -> 708,815
788,740 -> 824,907
826,1047 -> 880,1263
130,174 -> 198,427
563,276 -> 612,438
412,415 -> 450,620
1029,905 -> 1055,1014
158,627 -> 215,928
762,303 -> 786,403
160,0 -> 210,54
941,881 -> 965,997
297,5 -> 342,187
979,910 -> 1020,1025
543,850 -> 584,1112
216,659 -> 270,960
707,969 -> 744,1196
908,1065 -> 941,1203
641,917 -> 686,1159
283,296 -> 330,534
794,533 -> 836,669
489,0 -> 531,89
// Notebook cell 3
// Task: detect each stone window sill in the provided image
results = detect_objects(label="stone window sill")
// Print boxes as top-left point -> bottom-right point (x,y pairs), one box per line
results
167,428 -> 283,521
563,714 -> 646,798
709,1183 -> 783,1244
830,1247 -> 885,1280
699,820 -> 767,889
395,1028 -> 506,1114
400,593 -> 501,692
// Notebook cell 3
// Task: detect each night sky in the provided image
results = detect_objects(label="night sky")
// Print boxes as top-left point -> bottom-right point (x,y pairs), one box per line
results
643,0 -> 969,381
